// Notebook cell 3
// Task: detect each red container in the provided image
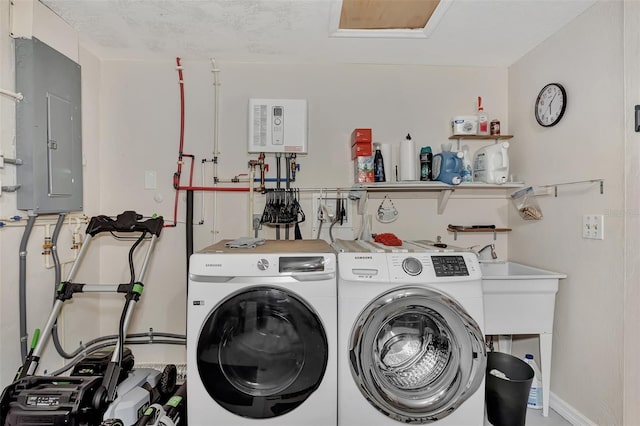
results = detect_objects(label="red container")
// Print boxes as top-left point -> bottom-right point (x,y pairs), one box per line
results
351,128 -> 372,144
351,141 -> 372,159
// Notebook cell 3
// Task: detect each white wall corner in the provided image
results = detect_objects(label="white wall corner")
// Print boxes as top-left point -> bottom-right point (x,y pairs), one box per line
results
10,0 -> 79,62
549,391 -> 597,426
9,0 -> 34,39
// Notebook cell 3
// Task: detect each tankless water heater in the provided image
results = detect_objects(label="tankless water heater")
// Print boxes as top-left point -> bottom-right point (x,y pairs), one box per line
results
248,98 -> 308,154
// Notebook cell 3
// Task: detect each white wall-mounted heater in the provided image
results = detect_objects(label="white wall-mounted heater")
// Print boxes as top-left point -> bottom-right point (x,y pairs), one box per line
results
248,98 -> 308,154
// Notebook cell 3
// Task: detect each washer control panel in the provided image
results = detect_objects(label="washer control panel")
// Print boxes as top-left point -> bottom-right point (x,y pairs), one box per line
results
431,255 -> 469,277
386,252 -> 479,282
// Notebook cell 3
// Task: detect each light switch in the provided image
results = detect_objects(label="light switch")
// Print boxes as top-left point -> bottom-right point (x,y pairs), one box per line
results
145,170 -> 157,189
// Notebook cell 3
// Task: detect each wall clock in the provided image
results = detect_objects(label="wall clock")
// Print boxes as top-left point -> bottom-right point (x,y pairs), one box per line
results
535,83 -> 567,127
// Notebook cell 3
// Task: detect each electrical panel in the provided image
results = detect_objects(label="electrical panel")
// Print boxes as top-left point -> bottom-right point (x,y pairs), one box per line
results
15,38 -> 83,213
248,98 -> 308,154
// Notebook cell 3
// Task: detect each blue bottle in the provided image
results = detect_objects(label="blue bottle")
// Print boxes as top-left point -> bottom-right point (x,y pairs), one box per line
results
420,146 -> 432,181
432,148 -> 463,185
374,143 -> 386,182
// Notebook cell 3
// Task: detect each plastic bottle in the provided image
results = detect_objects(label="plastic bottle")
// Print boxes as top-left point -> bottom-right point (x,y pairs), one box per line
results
373,143 -> 386,182
419,146 -> 432,181
524,354 -> 543,410
460,145 -> 473,183
399,134 -> 417,181
476,96 -> 489,135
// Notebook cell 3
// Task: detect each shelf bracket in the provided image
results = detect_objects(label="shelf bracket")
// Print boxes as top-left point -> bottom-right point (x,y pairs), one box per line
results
437,189 -> 454,214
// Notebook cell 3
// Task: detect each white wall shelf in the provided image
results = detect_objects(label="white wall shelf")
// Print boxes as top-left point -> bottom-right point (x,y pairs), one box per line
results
448,134 -> 513,150
351,182 -> 524,214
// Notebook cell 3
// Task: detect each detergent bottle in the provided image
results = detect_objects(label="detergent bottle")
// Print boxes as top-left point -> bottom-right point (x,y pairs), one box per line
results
432,144 -> 463,185
373,143 -> 386,182
524,354 -> 543,410
473,142 -> 509,184
460,145 -> 473,183
420,146 -> 433,181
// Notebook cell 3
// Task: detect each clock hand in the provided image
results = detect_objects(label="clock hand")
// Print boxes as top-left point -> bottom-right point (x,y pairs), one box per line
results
548,92 -> 557,115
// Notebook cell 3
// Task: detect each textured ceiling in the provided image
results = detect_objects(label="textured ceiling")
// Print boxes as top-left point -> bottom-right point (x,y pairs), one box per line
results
40,0 -> 597,66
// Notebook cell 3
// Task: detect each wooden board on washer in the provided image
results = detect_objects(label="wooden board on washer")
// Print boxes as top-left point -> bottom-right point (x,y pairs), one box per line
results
199,239 -> 335,254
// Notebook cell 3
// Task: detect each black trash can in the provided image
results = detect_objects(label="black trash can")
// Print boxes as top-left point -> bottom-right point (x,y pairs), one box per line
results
485,351 -> 534,426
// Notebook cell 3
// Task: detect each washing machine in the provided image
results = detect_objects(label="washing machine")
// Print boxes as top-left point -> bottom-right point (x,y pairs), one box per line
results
334,239 -> 486,425
187,239 -> 337,426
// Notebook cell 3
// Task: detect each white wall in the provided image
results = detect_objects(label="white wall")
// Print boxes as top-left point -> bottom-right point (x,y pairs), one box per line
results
95,59 -> 511,363
1,17 -> 514,380
508,2 -> 624,424
624,1 -> 640,424
5,3 -> 631,424
0,0 -> 102,384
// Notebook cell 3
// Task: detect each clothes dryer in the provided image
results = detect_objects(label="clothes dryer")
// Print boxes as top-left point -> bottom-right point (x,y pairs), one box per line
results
187,240 -> 337,426
334,239 -> 486,425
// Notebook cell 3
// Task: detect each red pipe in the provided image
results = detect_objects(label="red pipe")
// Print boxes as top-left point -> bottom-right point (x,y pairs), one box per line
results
166,58 -> 252,228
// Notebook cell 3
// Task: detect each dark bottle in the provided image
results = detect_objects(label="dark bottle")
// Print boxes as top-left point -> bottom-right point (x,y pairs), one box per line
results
420,146 -> 433,181
374,144 -> 386,182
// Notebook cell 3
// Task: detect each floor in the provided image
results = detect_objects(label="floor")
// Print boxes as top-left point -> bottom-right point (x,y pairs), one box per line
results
484,408 -> 572,426
524,409 -> 572,426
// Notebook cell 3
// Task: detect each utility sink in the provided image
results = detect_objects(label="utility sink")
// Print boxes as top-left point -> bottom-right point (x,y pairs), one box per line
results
480,261 -> 567,281
479,261 -> 567,419
480,261 -> 567,335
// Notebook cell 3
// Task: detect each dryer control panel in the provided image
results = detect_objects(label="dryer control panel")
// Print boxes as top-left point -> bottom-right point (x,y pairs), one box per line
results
190,252 -> 335,278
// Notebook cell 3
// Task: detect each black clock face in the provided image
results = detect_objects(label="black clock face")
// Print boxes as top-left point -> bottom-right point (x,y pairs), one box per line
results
535,83 -> 566,127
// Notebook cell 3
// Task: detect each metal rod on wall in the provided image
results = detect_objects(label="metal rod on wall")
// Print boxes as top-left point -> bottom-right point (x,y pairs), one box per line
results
538,179 -> 604,197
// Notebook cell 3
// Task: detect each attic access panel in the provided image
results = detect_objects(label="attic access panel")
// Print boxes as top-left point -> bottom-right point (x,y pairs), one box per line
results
15,37 -> 83,214
339,0 -> 440,30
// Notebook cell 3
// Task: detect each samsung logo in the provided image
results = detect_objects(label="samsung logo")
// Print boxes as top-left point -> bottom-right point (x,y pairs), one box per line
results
354,256 -> 373,260
205,263 -> 223,268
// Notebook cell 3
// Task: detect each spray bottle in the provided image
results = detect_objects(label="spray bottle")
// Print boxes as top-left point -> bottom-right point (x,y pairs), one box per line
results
476,96 -> 489,135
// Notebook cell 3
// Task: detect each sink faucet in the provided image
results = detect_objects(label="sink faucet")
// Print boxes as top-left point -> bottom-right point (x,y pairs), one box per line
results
475,244 -> 498,261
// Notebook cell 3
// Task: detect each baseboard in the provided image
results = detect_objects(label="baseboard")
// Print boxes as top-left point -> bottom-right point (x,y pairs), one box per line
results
550,391 -> 596,426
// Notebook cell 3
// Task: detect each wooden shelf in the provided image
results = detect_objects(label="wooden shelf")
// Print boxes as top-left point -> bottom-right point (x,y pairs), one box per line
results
447,225 -> 511,240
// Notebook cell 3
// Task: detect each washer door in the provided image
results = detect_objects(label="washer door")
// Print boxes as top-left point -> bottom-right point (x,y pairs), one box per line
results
349,286 -> 486,424
196,286 -> 328,419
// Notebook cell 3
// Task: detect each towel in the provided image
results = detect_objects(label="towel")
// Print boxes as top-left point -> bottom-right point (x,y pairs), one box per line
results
224,237 -> 266,249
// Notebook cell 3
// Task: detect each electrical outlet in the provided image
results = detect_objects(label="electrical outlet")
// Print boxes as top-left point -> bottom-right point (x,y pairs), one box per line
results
583,214 -> 604,240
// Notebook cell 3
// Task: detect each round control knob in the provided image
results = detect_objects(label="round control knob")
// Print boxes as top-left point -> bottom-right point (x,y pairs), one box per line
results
257,259 -> 270,271
402,257 -> 422,276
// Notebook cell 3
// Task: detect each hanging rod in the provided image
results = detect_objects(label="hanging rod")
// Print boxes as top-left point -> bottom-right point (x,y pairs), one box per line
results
538,179 -> 604,197
0,88 -> 24,101
262,187 -> 354,193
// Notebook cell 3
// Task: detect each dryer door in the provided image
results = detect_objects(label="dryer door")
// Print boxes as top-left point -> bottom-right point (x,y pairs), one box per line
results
196,286 -> 328,419
349,286 -> 486,424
